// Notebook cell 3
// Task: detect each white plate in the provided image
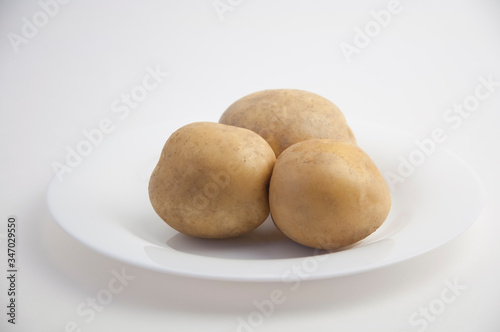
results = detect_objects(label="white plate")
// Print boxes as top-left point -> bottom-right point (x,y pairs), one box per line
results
46,122 -> 484,281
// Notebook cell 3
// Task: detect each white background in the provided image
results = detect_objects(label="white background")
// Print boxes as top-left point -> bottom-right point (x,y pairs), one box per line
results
1,0 -> 500,331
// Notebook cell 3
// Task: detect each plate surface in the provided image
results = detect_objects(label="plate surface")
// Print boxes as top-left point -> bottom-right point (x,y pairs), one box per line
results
46,122 -> 484,281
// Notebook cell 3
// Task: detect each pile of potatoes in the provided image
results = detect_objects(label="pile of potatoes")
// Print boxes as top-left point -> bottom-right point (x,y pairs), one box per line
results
149,89 -> 391,250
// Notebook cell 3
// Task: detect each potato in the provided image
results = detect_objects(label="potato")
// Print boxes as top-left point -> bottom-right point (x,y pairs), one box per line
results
148,122 -> 276,238
219,89 -> 356,156
269,139 -> 391,250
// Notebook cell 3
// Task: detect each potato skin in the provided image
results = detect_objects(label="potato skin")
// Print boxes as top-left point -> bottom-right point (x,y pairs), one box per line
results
269,139 -> 391,250
219,89 -> 356,157
149,122 -> 276,238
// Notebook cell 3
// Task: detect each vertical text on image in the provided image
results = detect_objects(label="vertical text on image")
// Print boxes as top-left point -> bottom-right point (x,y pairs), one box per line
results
6,216 -> 18,325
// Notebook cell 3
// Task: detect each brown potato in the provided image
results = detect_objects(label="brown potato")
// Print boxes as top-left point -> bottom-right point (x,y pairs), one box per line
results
269,139 -> 391,250
149,122 -> 276,238
219,89 -> 356,157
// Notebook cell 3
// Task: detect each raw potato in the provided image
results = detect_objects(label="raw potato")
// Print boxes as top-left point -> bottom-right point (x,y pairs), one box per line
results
219,89 -> 356,157
269,139 -> 391,250
149,122 -> 276,238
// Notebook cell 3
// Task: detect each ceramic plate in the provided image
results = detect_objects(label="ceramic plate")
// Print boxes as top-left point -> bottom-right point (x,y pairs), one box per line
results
46,122 -> 484,281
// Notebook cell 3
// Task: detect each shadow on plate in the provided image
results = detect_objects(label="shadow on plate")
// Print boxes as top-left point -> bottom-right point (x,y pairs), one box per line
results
162,210 -> 408,260
165,215 -> 317,260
